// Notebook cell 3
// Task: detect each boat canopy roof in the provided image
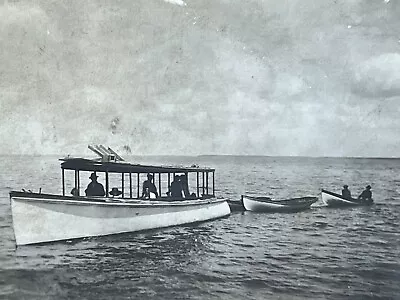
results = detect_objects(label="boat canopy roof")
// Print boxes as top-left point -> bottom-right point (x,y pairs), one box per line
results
60,158 -> 215,174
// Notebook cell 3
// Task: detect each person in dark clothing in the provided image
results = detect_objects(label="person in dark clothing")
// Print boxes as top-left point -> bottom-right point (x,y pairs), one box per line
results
358,185 -> 372,201
109,187 -> 123,197
180,174 -> 190,198
169,175 -> 183,198
342,185 -> 352,200
70,187 -> 79,197
141,174 -> 158,199
85,173 -> 105,197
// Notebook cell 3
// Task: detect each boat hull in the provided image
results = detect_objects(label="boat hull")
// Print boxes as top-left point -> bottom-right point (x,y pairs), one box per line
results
321,190 -> 373,207
227,200 -> 245,212
241,195 -> 317,213
10,192 -> 231,246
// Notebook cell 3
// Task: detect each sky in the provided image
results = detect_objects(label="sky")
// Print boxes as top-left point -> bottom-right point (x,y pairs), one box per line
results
0,0 -> 399,157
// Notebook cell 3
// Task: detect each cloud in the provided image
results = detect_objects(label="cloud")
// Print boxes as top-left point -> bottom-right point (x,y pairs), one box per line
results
163,0 -> 187,6
352,53 -> 400,98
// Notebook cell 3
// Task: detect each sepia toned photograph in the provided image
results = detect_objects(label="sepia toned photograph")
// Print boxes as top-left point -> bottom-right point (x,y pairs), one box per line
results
1,0 -> 399,299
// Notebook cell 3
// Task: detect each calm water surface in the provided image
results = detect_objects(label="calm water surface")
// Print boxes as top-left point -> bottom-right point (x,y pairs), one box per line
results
0,155 -> 399,299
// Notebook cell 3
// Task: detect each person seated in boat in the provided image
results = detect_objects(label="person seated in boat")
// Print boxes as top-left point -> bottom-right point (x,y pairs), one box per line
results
109,187 -> 123,197
188,192 -> 197,199
70,187 -> 79,197
141,174 -> 158,199
168,175 -> 183,198
180,174 -> 190,198
358,185 -> 372,201
341,185 -> 352,200
85,173 -> 105,197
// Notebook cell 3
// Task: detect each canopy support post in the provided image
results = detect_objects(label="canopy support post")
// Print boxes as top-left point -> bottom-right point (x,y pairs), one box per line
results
158,173 -> 161,198
122,173 -> 124,198
62,168 -> 65,196
74,170 -> 78,196
129,172 -> 132,198
186,172 -> 189,197
105,171 -> 109,197
137,173 -> 140,198
206,172 -> 209,195
197,172 -> 199,197
212,171 -> 215,196
77,171 -> 80,196
202,172 -> 205,196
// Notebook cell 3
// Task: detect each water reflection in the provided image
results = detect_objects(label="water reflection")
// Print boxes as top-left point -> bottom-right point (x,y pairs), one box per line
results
8,224 -> 216,299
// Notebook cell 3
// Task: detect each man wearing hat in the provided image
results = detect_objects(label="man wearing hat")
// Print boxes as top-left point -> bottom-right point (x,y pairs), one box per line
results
85,173 -> 105,197
341,185 -> 352,200
358,185 -> 372,202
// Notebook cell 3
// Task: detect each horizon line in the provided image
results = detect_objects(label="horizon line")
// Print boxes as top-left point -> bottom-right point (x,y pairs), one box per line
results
0,154 -> 399,159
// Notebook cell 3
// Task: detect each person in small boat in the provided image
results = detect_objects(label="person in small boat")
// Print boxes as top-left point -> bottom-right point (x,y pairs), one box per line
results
358,185 -> 372,201
341,185 -> 352,200
85,173 -> 105,197
168,175 -> 183,198
141,173 -> 158,199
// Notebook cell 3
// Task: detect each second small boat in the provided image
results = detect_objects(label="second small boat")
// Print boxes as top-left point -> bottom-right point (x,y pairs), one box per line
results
321,189 -> 374,207
241,195 -> 318,213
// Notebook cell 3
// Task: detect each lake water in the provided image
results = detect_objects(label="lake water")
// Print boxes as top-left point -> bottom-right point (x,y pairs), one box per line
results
1,155 -> 399,299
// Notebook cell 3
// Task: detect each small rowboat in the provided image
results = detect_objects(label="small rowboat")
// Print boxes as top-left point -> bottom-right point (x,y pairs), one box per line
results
321,189 -> 374,207
241,195 -> 318,213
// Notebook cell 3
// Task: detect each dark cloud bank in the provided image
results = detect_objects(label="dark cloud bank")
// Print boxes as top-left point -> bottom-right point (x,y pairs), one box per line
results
0,0 -> 399,157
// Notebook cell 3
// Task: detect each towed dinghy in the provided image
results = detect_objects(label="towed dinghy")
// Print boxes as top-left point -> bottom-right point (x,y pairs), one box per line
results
241,195 -> 318,213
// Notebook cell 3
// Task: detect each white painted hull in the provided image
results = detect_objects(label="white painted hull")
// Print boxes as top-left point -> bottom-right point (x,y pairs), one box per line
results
321,190 -> 356,206
321,190 -> 373,207
10,193 -> 231,245
241,195 -> 317,212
